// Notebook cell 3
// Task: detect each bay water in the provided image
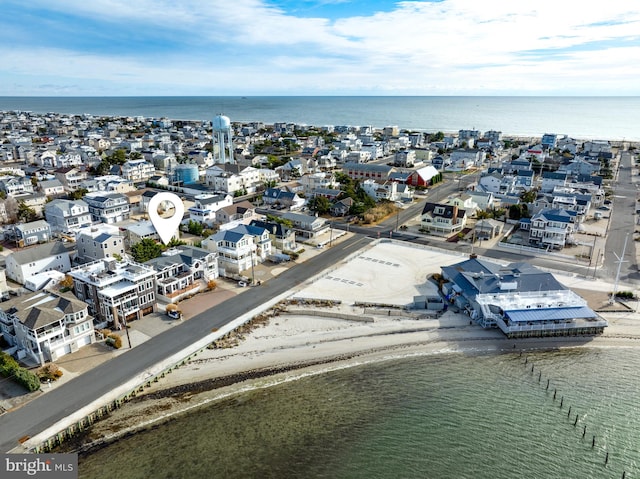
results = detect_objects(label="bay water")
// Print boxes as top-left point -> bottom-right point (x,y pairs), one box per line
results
78,347 -> 640,478
3,95 -> 639,477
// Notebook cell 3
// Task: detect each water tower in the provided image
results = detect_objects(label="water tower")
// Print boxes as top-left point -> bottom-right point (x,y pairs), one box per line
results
212,114 -> 234,164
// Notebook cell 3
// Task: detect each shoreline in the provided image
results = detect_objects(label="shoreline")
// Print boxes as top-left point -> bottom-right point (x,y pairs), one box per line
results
65,308 -> 640,457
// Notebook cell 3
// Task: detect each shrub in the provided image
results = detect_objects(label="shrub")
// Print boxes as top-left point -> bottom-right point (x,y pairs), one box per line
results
13,368 -> 41,392
37,364 -> 62,382
0,352 -> 20,376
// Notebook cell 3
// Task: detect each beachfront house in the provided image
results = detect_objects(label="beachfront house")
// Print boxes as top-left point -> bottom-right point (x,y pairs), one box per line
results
440,257 -> 607,338
0,290 -> 95,366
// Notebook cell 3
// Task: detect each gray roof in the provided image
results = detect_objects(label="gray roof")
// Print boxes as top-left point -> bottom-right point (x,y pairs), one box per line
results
1,290 -> 87,331
14,220 -> 50,233
442,258 -> 566,299
8,241 -> 69,265
145,245 -> 211,270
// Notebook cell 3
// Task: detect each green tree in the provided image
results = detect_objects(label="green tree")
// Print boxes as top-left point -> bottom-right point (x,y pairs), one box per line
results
130,238 -> 164,262
68,188 -> 89,201
519,189 -> 538,204
17,201 -> 38,222
187,220 -> 204,236
308,196 -> 331,215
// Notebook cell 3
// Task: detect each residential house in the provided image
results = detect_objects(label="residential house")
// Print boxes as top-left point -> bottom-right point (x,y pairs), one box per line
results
187,194 -> 233,226
394,150 -> 417,167
465,190 -> 496,210
5,241 -> 72,285
0,176 -> 34,197
84,192 -> 130,224
330,197 -> 354,217
342,163 -> 394,182
420,202 -> 468,236
12,220 -> 52,247
361,179 -> 402,202
145,246 -> 218,303
123,219 -> 178,247
38,179 -> 65,197
215,200 -> 256,226
440,257 -> 606,337
448,194 -> 478,215
202,229 -> 257,277
523,208 -> 577,249
44,199 -> 93,233
473,219 -> 503,240
249,219 -> 297,253
69,258 -> 156,329
280,212 -> 330,240
449,150 -> 485,170
262,188 -> 305,210
0,290 -> 95,366
541,171 -> 568,193
76,224 -> 126,263
54,167 -> 87,192
557,158 -> 600,177
121,159 -> 156,182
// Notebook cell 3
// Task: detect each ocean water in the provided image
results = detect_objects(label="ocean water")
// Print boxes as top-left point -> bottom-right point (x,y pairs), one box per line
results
77,348 -> 640,479
0,96 -> 639,141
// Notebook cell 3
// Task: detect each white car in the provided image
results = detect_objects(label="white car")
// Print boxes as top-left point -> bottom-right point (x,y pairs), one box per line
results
238,281 -> 248,287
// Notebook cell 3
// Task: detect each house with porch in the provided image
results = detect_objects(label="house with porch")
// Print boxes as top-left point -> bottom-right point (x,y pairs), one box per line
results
202,229 -> 257,278
521,208 -> 577,249
145,246 -> 218,303
420,202 -> 468,236
44,199 -> 93,233
187,193 -> 233,226
0,290 -> 95,366
84,192 -> 130,224
69,258 -> 157,329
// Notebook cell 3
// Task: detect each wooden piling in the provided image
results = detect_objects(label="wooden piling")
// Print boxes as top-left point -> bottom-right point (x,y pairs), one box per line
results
546,379 -> 550,390
539,371 -> 542,382
583,425 -> 587,437
553,389 -> 557,400
567,406 -> 571,417
560,397 -> 563,408
592,435 -> 595,448
605,452 -> 609,465
574,415 -> 579,426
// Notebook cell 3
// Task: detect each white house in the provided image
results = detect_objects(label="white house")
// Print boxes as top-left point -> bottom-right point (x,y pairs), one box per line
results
44,199 -> 93,233
5,241 -> 72,285
187,194 -> 233,226
0,290 -> 95,366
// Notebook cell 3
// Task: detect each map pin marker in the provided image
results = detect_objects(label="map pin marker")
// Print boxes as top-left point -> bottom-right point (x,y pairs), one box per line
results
148,192 -> 185,245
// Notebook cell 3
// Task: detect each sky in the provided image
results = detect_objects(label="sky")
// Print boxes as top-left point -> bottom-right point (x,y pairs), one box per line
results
1,0 -> 639,96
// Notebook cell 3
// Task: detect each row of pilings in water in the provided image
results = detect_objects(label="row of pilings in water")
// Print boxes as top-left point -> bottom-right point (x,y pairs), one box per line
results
520,351 -> 629,479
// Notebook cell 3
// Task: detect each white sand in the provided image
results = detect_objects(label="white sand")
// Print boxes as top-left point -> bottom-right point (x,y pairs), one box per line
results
78,239 -> 640,449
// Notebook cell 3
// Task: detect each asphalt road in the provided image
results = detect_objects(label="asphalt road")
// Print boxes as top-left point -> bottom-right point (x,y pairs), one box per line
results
0,234 -> 372,454
601,151 -> 640,285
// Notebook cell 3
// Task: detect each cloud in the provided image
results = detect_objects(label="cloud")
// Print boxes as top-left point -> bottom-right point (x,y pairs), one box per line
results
1,0 -> 639,95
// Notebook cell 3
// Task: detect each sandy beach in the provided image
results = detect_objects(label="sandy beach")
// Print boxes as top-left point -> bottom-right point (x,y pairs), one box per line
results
42,238 -> 638,453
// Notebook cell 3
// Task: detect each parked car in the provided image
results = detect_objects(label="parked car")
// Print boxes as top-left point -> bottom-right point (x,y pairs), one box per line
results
238,281 -> 248,287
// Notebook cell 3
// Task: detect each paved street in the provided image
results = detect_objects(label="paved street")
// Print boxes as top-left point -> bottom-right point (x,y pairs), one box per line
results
0,234 -> 371,453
